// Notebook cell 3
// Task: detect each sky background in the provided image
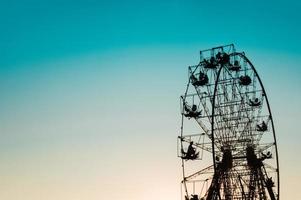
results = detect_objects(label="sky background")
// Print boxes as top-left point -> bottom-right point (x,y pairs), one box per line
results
1,0 -> 301,200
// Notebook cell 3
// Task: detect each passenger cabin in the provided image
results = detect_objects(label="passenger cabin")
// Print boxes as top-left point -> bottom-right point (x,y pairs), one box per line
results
191,73 -> 209,87
204,57 -> 218,69
239,75 -> 252,86
184,104 -> 202,118
216,52 -> 230,65
181,142 -> 199,160
229,60 -> 241,71
249,98 -> 261,107
257,121 -> 268,132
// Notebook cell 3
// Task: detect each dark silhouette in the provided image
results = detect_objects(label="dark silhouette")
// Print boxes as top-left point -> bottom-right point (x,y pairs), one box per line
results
249,98 -> 261,106
184,103 -> 202,118
204,56 -> 218,69
261,151 -> 272,160
185,194 -> 199,200
239,75 -> 252,86
191,73 -> 209,87
257,121 -> 267,132
216,52 -> 230,65
190,195 -> 199,200
229,60 -> 241,71
182,142 -> 199,160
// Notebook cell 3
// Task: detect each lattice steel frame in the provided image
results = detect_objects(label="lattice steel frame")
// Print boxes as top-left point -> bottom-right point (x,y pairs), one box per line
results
179,44 -> 279,200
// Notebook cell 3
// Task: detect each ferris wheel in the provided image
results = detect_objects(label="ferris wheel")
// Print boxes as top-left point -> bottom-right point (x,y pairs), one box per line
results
178,44 -> 279,200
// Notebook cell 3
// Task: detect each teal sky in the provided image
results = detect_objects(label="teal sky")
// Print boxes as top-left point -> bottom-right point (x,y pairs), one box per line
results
1,0 -> 301,200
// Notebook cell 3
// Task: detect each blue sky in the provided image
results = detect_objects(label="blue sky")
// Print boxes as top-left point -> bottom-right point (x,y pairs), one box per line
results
1,0 -> 301,66
0,0 -> 301,200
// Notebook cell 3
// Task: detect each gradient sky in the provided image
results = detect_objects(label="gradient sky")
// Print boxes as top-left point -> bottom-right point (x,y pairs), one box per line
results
1,0 -> 301,200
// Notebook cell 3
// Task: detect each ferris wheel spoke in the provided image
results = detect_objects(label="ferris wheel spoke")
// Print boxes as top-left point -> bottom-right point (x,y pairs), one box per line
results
221,68 -> 254,146
184,165 -> 214,182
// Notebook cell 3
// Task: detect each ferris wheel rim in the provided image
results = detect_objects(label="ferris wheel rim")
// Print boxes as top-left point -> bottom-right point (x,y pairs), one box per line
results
180,51 -> 280,200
